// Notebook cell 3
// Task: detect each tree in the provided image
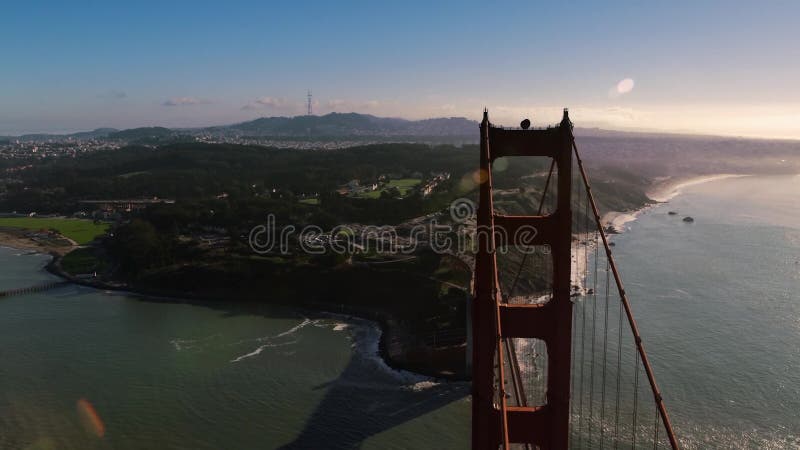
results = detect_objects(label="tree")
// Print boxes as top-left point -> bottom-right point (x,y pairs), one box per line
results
108,219 -> 171,276
380,186 -> 401,200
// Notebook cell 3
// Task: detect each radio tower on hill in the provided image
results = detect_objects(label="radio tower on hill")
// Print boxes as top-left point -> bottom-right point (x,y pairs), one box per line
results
307,89 -> 313,116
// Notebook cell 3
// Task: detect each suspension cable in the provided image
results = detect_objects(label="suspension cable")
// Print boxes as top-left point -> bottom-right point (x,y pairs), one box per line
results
614,282 -> 623,449
576,174 -> 588,449
572,139 -> 681,450
509,158 -> 556,297
494,284 -> 511,449
653,404 -> 660,449
600,255 -> 611,449
571,285 -> 578,431
633,347 -> 640,449
586,184 -> 597,449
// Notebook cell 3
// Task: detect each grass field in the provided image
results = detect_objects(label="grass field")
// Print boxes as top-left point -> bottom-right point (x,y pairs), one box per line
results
356,178 -> 421,199
358,189 -> 382,199
299,198 -> 320,205
387,178 -> 422,195
0,217 -> 109,245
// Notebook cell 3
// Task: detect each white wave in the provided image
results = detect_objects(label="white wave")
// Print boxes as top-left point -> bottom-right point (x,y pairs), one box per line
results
228,318 -> 317,362
316,311 -> 442,388
402,380 -> 441,392
170,334 -> 221,351
227,312 -> 456,391
230,340 -> 297,362
264,317 -> 314,340
674,288 -> 690,298
227,317 -> 315,347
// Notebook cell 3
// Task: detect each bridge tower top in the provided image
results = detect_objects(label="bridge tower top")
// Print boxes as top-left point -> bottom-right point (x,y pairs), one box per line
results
471,109 -> 679,450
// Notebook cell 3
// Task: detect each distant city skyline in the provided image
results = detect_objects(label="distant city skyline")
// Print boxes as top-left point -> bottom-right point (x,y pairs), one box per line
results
3,1 -> 799,139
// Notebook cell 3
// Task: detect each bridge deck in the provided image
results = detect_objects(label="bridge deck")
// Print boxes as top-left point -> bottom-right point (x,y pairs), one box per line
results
0,280 -> 70,298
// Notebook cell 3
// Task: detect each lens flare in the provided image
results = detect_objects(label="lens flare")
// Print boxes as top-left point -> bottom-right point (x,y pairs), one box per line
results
459,172 -> 476,191
617,78 -> 635,94
76,398 -> 105,438
493,158 -> 508,172
472,169 -> 489,184
23,437 -> 56,450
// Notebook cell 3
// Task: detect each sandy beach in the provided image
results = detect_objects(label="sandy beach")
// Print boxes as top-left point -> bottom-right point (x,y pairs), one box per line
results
0,229 -> 75,255
570,232 -> 597,295
646,174 -> 750,202
599,174 -> 751,234
601,210 -> 644,234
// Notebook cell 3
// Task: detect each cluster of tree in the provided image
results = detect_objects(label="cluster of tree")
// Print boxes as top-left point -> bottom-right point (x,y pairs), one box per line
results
4,139 -> 664,281
1,139 -> 659,234
106,219 -> 175,276
1,143 -> 477,217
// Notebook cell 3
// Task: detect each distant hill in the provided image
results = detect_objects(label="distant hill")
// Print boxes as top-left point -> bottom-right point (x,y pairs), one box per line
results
213,113 -> 478,138
69,128 -> 119,140
7,114 -> 479,143
8,113 -> 800,149
107,127 -> 173,141
14,128 -> 118,141
2,114 -> 692,143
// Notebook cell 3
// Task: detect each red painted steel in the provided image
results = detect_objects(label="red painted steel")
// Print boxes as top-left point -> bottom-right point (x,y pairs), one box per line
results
472,110 -> 574,449
472,109 -> 680,450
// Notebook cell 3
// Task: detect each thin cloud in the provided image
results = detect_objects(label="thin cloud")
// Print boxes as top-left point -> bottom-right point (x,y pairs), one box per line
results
162,97 -> 210,107
242,96 -> 290,110
326,99 -> 348,108
256,96 -> 286,107
98,90 -> 127,99
324,99 -> 382,111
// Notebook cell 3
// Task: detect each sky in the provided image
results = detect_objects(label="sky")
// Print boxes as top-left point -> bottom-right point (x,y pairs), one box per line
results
2,0 -> 800,139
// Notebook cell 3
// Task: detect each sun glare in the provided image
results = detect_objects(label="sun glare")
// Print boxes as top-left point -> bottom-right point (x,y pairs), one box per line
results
617,78 -> 635,94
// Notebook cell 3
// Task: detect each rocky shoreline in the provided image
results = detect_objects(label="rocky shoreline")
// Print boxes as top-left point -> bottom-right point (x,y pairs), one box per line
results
10,173 -> 728,384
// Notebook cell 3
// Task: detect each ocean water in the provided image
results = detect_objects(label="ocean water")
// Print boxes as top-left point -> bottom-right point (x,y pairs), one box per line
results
0,250 -> 469,450
611,174 -> 800,449
0,174 -> 798,449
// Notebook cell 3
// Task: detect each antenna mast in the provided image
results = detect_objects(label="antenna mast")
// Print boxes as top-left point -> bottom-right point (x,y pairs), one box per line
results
307,89 -> 313,116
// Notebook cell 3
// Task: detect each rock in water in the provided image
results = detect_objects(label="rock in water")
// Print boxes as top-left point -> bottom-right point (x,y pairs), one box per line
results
683,216 -> 694,223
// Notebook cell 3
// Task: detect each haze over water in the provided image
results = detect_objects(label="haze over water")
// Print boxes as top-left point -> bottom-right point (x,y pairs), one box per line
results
0,174 -> 798,449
